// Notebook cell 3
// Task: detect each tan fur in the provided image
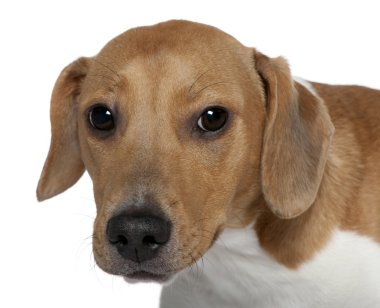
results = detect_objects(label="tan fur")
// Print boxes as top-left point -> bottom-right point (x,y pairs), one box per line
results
37,20 -> 380,273
37,57 -> 89,200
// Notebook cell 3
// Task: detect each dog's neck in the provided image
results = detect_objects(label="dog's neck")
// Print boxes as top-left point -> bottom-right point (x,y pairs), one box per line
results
252,151 -> 364,268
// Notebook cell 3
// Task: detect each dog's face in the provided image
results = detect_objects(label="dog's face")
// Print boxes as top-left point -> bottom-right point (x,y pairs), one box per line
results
79,22 -> 266,281
37,21 -> 333,282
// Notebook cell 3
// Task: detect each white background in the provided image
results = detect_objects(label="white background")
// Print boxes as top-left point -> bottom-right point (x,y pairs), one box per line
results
1,0 -> 379,307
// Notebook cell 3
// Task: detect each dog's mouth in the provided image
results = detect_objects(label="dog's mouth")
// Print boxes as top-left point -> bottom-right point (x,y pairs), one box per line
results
123,271 -> 173,283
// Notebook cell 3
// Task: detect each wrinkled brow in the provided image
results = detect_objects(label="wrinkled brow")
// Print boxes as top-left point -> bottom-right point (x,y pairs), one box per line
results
187,67 -> 238,100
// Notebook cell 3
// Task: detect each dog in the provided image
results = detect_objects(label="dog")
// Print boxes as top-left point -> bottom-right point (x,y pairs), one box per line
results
37,20 -> 380,307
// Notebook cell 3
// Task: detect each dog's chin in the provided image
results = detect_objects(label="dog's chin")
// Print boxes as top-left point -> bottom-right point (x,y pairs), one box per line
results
123,271 -> 176,285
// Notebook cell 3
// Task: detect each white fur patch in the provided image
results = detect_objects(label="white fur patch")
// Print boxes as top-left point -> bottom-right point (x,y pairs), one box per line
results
293,77 -> 319,96
160,225 -> 380,307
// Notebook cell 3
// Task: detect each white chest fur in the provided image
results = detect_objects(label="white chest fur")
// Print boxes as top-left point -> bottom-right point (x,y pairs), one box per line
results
160,225 -> 380,308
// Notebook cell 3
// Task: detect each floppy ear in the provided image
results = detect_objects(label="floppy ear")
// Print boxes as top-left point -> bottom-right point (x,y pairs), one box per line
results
254,51 -> 334,219
37,57 -> 90,201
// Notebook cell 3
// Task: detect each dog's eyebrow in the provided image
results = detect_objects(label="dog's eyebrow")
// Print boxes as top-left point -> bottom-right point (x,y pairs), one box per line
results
188,69 -> 235,99
92,58 -> 121,82
193,81 -> 235,97
188,70 -> 210,96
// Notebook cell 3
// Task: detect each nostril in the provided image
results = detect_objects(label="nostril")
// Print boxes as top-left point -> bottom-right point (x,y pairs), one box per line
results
143,235 -> 160,249
110,235 -> 128,246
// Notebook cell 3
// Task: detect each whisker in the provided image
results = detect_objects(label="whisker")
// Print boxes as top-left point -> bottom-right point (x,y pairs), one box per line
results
89,249 -> 97,272
73,212 -> 96,220
188,67 -> 214,95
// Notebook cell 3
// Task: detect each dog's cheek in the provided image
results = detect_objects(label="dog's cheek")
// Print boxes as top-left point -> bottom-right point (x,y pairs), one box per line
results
222,128 -> 264,226
78,130 -> 102,179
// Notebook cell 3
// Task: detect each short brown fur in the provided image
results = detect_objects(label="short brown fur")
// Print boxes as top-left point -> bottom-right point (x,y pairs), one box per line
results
37,20 -> 380,273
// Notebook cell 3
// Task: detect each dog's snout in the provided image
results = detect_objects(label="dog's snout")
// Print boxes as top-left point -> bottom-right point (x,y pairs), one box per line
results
106,212 -> 171,262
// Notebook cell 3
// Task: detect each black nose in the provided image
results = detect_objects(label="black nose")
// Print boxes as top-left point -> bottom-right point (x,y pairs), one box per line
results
106,212 -> 171,263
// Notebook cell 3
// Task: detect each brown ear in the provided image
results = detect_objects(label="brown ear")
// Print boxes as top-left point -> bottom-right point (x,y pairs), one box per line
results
37,57 -> 90,201
254,51 -> 334,219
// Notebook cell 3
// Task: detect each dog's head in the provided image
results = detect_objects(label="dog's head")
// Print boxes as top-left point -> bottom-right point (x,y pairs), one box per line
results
37,20 -> 333,282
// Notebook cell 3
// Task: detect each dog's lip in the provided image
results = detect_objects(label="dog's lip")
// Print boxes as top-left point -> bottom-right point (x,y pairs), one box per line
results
123,270 -> 173,283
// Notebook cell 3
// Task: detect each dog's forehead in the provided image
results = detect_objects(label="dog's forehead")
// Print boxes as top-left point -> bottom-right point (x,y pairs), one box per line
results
99,20 -> 242,61
88,20 -> 250,83
81,21 -> 254,109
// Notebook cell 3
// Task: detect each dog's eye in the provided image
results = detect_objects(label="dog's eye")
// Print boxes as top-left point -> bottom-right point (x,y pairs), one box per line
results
197,107 -> 228,132
88,106 -> 115,131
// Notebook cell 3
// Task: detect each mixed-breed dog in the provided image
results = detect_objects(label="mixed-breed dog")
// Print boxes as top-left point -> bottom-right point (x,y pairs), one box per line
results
37,20 -> 380,307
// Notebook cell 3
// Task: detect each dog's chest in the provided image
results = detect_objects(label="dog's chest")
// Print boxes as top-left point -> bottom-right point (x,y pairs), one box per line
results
161,226 -> 380,308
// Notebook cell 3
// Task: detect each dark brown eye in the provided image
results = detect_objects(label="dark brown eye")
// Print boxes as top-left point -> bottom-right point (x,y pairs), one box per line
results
88,106 -> 115,131
197,107 -> 228,132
